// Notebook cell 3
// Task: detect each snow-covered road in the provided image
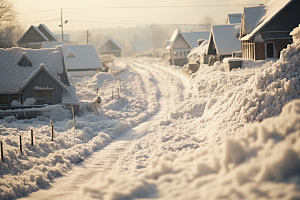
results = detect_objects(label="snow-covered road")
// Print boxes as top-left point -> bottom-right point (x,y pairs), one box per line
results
19,58 -> 188,199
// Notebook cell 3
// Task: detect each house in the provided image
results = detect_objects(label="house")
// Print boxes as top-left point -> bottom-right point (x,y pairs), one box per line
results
227,14 -> 242,24
207,24 -> 241,65
18,24 -> 59,49
99,38 -> 124,57
62,44 -> 103,73
240,0 -> 300,60
165,29 -> 210,67
130,41 -> 151,54
0,46 -> 71,106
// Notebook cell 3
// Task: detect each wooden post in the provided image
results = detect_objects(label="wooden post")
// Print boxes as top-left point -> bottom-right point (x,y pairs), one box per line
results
117,88 -> 119,98
70,98 -> 76,129
0,141 -> 3,162
31,129 -> 33,146
51,124 -> 54,141
50,120 -> 52,126
112,90 -> 113,100
19,135 -> 22,154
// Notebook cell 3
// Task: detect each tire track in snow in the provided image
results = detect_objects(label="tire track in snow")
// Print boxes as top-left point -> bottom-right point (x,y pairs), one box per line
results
20,58 -> 186,200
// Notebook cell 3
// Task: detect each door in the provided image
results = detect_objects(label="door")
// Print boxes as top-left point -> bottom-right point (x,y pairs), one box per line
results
266,42 -> 274,58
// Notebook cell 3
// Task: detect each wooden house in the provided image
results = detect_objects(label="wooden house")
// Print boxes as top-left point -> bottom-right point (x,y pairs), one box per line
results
0,46 -> 70,106
240,0 -> 300,60
18,24 -> 59,49
165,29 -> 210,67
99,38 -> 123,57
207,24 -> 241,65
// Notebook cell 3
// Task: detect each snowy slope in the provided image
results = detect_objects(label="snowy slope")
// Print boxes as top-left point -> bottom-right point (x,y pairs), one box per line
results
77,41 -> 300,199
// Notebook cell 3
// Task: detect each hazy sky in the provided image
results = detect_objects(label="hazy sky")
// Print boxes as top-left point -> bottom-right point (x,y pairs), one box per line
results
14,0 -> 269,32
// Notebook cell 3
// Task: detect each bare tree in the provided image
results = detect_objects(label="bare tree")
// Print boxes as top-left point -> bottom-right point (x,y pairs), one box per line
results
0,0 -> 24,48
200,16 -> 215,31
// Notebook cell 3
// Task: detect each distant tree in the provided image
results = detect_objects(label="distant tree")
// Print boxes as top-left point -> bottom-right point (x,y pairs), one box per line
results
0,0 -> 21,47
200,16 -> 215,31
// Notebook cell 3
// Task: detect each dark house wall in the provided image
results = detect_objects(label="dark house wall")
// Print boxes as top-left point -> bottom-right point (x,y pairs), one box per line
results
207,34 -> 217,55
255,38 -> 292,60
100,51 -> 121,57
23,70 -> 63,105
261,0 -> 300,39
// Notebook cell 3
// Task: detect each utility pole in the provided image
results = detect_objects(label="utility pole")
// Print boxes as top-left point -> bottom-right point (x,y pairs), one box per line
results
87,30 -> 88,44
59,8 -> 68,42
152,31 -> 155,58
59,8 -> 64,42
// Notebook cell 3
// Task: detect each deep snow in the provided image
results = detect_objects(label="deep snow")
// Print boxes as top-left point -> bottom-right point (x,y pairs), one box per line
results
1,40 -> 300,200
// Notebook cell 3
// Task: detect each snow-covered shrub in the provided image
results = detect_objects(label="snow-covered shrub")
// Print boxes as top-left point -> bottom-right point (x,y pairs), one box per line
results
10,100 -> 21,106
23,98 -> 36,105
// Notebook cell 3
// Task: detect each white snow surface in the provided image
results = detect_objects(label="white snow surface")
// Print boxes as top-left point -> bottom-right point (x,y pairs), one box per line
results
0,46 -> 64,94
76,41 -> 300,199
210,24 -> 241,55
62,45 -> 103,70
187,40 -> 208,59
1,41 -> 300,199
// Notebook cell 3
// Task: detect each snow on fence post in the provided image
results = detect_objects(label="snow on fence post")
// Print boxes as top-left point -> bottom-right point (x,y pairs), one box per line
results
19,135 -> 22,154
0,141 -> 3,162
51,124 -> 54,141
31,129 -> 33,146
70,98 -> 76,129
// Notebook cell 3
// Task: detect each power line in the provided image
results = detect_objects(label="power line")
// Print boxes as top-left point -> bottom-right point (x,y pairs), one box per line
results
17,9 -> 59,15
19,19 -> 60,24
64,4 -> 256,9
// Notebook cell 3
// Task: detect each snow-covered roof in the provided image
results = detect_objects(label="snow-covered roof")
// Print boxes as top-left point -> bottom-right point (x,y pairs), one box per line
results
187,40 -> 208,59
241,0 -> 294,40
227,13 -> 242,24
100,38 -> 124,50
0,46 -> 65,94
38,24 -> 59,41
42,41 -> 64,48
209,24 -> 241,55
131,41 -> 151,52
182,31 -> 210,48
62,45 -> 104,70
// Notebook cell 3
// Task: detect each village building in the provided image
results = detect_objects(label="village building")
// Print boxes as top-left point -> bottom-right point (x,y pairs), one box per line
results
0,46 -> 71,106
240,0 -> 300,60
165,29 -> 210,67
18,24 -> 59,49
227,13 -> 242,24
130,41 -> 151,54
207,24 -> 241,65
62,44 -> 103,75
99,38 -> 124,57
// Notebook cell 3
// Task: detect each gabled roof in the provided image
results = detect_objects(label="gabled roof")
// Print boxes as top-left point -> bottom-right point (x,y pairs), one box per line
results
99,38 -> 124,50
62,45 -> 104,70
227,13 -> 242,24
208,24 -> 241,55
0,46 -> 66,94
17,24 -> 57,44
182,31 -> 210,48
131,41 -> 151,52
241,0 -> 294,40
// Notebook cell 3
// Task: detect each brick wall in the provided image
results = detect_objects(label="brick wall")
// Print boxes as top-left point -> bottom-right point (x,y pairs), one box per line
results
254,39 -> 293,60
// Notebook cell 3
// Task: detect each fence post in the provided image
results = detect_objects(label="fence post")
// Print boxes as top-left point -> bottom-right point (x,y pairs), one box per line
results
0,141 -> 3,162
117,88 -> 119,98
70,98 -> 76,129
31,129 -> 33,146
112,90 -> 114,100
51,124 -> 54,141
19,135 -> 22,154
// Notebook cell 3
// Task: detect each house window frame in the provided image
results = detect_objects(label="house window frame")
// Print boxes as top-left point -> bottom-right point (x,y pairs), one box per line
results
265,42 -> 275,59
34,88 -> 54,104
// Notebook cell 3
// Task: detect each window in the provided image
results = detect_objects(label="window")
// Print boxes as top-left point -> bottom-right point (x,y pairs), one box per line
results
18,57 -> 32,67
0,95 -> 9,104
67,52 -> 75,58
180,51 -> 182,57
35,90 -> 53,99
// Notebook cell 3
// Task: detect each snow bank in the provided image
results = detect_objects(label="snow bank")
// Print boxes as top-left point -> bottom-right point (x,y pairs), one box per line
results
78,40 -> 300,199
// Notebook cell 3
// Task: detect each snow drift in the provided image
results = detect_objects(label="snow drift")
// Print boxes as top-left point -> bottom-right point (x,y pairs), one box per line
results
78,41 -> 300,199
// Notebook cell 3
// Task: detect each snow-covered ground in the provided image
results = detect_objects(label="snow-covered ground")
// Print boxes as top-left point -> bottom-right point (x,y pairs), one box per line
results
1,41 -> 300,200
